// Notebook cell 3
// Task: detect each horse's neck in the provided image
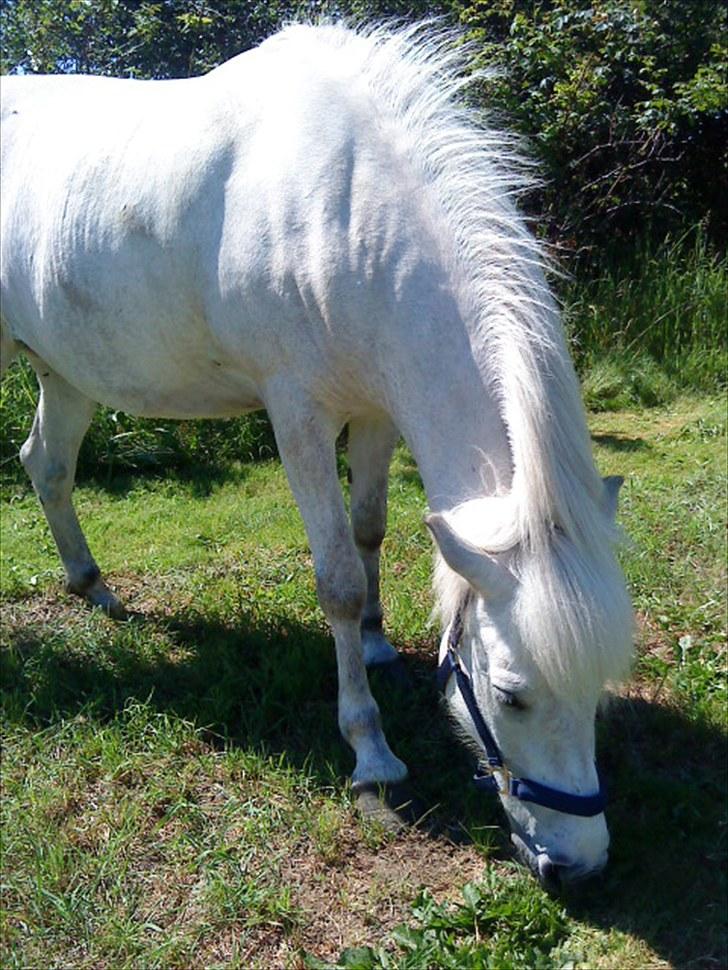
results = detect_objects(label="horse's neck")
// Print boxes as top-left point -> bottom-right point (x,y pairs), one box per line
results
392,352 -> 513,512
410,410 -> 512,512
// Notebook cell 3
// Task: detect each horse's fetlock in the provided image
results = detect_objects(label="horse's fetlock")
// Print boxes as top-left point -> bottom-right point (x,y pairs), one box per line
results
66,564 -> 101,595
361,612 -> 384,634
340,700 -> 382,745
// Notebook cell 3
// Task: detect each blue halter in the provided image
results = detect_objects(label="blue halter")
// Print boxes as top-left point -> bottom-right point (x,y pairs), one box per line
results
437,606 -> 607,818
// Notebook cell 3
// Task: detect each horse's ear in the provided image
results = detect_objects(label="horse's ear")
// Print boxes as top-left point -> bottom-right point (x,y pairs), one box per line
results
425,513 -> 516,600
602,475 -> 624,521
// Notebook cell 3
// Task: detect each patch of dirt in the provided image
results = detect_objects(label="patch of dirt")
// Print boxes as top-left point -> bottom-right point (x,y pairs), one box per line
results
616,611 -> 675,703
0,586 -> 87,629
241,824 -> 489,968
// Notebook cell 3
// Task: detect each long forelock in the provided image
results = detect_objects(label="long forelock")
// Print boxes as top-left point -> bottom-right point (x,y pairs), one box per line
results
513,534 -> 634,699
434,499 -> 634,699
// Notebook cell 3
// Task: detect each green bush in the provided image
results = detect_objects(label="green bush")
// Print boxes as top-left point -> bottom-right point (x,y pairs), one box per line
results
462,0 -> 727,249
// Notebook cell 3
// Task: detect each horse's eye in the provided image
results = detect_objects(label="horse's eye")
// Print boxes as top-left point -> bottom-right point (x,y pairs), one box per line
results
493,685 -> 526,711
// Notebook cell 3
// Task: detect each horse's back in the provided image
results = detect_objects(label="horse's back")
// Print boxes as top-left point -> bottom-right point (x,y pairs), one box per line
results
0,26 -> 453,420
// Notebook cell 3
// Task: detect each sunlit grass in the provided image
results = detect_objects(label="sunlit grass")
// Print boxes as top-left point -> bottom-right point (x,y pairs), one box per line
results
1,396 -> 725,968
565,228 -> 727,409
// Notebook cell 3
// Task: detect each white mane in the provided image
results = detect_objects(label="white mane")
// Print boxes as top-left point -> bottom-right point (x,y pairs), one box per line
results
274,22 -> 634,694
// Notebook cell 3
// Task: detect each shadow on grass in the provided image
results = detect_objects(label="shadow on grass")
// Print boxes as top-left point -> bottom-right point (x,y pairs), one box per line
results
591,432 -> 652,452
573,695 -> 726,969
84,457 -> 260,499
1,603 -> 725,968
0,602 -> 484,834
0,455 -> 259,503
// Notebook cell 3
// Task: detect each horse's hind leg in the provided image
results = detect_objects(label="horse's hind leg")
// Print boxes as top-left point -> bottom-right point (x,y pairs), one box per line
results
348,416 -> 400,667
20,367 -> 126,618
0,318 -> 19,377
265,384 -> 407,787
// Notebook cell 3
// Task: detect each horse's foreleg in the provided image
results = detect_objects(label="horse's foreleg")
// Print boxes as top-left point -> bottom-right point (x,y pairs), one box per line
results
266,386 -> 407,787
20,368 -> 126,618
348,415 -> 400,667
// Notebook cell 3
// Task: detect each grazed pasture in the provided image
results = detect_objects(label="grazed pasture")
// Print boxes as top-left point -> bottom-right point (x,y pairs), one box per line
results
1,396 -> 725,968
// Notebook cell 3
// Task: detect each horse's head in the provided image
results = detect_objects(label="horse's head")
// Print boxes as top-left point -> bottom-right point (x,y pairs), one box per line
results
427,477 -> 633,889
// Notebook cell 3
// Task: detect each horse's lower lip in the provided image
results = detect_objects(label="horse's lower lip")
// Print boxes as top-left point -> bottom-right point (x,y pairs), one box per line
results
511,833 -> 607,887
511,832 -> 540,874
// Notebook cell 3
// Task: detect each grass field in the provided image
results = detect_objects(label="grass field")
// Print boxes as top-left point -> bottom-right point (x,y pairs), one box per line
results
1,394 -> 726,968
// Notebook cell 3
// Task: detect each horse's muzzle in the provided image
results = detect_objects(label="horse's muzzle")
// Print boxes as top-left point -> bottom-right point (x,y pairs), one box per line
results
511,833 -> 607,890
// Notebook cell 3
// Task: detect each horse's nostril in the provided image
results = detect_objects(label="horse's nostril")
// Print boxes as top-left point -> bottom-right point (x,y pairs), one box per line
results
537,852 -> 607,889
537,855 -> 565,890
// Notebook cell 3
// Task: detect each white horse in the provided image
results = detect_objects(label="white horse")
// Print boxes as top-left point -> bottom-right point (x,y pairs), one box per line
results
0,23 -> 633,886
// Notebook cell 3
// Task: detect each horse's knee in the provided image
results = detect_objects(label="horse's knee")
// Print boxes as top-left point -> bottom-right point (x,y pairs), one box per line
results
315,549 -> 367,622
352,497 -> 387,553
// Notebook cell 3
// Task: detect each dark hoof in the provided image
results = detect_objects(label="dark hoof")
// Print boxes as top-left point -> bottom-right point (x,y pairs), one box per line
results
352,780 -> 427,833
72,578 -> 128,620
367,657 -> 412,691
102,597 -> 129,621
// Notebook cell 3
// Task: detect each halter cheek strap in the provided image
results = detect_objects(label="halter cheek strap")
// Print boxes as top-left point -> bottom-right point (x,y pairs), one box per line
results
437,608 -> 607,818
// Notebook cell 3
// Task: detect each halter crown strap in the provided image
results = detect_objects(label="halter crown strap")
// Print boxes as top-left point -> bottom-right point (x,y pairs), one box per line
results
438,609 -> 607,818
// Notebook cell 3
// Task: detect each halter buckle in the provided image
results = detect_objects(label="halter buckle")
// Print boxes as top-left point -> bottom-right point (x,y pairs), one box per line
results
478,760 -> 512,797
491,765 -> 513,795
496,763 -> 513,797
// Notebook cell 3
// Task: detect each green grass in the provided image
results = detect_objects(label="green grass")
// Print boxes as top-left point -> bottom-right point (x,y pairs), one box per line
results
1,393 -> 725,968
564,228 -> 727,409
310,875 -> 572,969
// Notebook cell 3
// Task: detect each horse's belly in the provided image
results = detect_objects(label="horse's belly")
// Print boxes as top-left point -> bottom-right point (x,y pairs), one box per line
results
27,334 -> 264,419
9,294 -> 265,418
109,369 -> 265,419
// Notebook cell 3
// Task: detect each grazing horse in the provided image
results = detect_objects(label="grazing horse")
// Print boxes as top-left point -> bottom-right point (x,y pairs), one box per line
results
0,23 -> 633,886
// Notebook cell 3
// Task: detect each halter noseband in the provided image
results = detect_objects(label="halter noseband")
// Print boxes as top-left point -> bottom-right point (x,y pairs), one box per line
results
437,605 -> 607,818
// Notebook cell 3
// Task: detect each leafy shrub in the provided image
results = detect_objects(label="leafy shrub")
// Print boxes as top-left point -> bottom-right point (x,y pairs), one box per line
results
462,0 -> 727,249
